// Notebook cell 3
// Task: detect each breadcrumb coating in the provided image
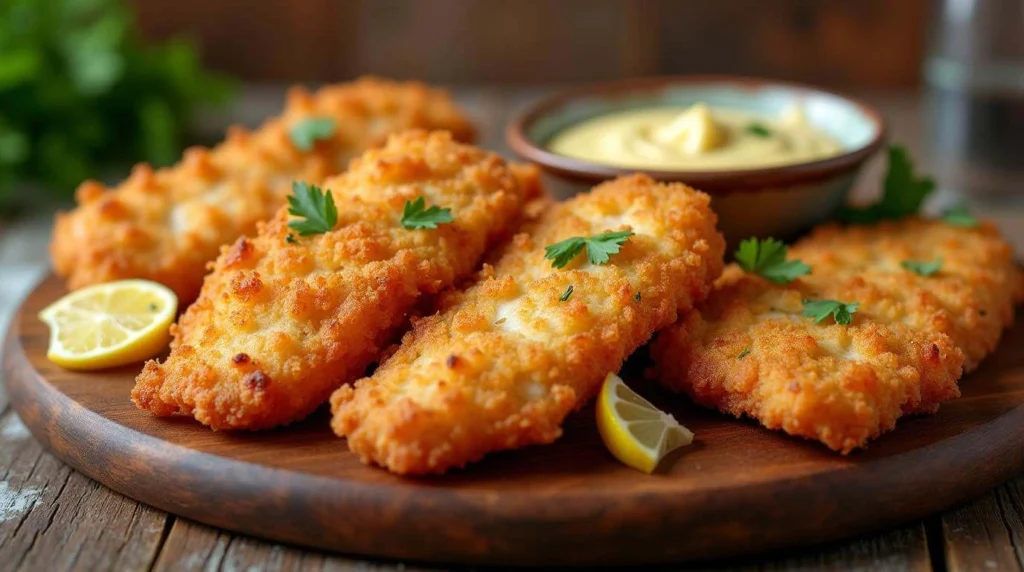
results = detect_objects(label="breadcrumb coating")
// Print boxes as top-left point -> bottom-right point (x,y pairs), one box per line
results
331,174 -> 725,475
792,219 -> 1024,371
132,131 -> 533,430
651,218 -> 1022,453
51,77 -> 474,303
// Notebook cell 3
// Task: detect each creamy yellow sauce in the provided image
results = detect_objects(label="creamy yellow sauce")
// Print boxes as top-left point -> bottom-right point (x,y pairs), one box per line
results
547,103 -> 843,170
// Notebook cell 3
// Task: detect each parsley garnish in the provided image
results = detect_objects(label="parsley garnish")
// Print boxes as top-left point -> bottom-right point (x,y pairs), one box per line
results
559,285 -> 573,302
289,117 -> 337,151
839,145 -> 935,224
737,348 -> 751,359
285,234 -> 297,244
401,197 -> 454,230
734,238 -> 811,284
746,123 -> 772,138
942,205 -> 978,228
634,291 -> 642,302
901,258 -> 942,277
544,231 -> 635,269
802,299 -> 859,326
287,182 -> 337,236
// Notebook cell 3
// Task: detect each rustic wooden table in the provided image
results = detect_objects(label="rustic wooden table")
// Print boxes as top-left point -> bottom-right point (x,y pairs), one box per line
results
0,87 -> 1022,571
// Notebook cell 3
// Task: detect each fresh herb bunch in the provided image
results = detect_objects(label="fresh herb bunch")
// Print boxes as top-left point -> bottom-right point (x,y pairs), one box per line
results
0,0 -> 234,212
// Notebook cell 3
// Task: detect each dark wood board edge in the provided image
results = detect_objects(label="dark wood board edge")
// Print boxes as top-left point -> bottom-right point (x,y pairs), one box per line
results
5,293 -> 1024,567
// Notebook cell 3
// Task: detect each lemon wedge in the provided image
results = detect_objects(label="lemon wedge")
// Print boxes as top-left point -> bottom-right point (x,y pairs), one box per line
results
38,280 -> 178,370
596,372 -> 694,473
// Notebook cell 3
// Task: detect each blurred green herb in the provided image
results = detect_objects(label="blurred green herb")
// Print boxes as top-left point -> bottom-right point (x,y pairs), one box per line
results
901,258 -> 943,277
745,123 -> 772,138
942,204 -> 979,228
290,117 -> 337,151
838,145 -> 935,224
0,0 -> 235,212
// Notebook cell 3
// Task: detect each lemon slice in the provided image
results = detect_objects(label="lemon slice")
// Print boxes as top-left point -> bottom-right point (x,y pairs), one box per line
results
596,372 -> 694,473
38,280 -> 178,370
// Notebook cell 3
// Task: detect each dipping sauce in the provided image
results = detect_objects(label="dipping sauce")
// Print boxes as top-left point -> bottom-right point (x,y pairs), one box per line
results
547,103 -> 843,170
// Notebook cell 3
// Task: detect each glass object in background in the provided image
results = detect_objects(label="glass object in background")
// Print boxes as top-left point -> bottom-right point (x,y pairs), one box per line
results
926,0 -> 1024,203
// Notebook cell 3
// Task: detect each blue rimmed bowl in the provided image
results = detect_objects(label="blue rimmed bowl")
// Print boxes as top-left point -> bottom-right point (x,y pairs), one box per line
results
506,76 -> 886,242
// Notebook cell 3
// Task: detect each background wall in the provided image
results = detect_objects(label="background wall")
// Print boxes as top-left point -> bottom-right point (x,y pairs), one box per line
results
132,0 -> 930,87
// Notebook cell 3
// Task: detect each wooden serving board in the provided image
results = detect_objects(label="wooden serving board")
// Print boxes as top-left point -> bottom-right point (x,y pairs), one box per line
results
5,275 -> 1024,567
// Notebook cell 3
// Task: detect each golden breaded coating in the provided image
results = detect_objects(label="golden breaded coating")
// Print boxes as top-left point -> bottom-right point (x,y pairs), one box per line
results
132,131 -> 531,430
791,219 -> 1024,371
51,77 -> 475,303
331,174 -> 725,475
651,218 -> 1022,453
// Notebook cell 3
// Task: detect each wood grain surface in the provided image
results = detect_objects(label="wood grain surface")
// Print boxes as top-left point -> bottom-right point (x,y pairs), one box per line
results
4,274 -> 1024,566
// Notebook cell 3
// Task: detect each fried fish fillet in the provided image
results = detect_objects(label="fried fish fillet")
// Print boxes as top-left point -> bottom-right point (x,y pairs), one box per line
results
651,218 -> 1023,453
51,77 -> 474,304
132,131 -> 535,430
791,219 -> 1024,371
331,174 -> 725,475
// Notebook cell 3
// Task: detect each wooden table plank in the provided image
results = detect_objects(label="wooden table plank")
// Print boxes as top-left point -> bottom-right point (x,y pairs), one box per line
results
698,523 -> 933,572
942,479 -> 1024,571
0,407 -> 169,571
151,518 -> 441,572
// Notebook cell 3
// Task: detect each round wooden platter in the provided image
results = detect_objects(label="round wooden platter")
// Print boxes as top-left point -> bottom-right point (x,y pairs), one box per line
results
5,275 -> 1024,567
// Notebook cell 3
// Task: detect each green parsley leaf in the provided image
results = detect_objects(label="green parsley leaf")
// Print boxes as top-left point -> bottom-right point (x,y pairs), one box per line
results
287,181 -> 337,236
584,231 -> 635,265
942,204 -> 979,228
289,117 -> 337,151
839,145 -> 935,224
559,285 -> 573,302
401,197 -> 454,230
802,299 -> 860,326
746,123 -> 772,138
734,237 -> 811,284
544,231 -> 635,269
285,234 -> 297,244
901,257 -> 942,277
634,291 -> 642,302
544,238 -> 586,268
737,348 -> 751,359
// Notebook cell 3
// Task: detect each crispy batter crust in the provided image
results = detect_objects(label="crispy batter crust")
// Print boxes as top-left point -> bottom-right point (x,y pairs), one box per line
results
651,218 -> 1022,453
331,174 -> 725,475
792,219 -> 1024,371
132,131 -> 531,430
51,77 -> 475,303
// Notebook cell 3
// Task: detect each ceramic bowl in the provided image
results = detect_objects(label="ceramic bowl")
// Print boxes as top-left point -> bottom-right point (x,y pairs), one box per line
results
506,76 -> 886,243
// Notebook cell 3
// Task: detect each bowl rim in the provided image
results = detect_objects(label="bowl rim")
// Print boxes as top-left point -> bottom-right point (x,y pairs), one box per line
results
505,75 -> 888,193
